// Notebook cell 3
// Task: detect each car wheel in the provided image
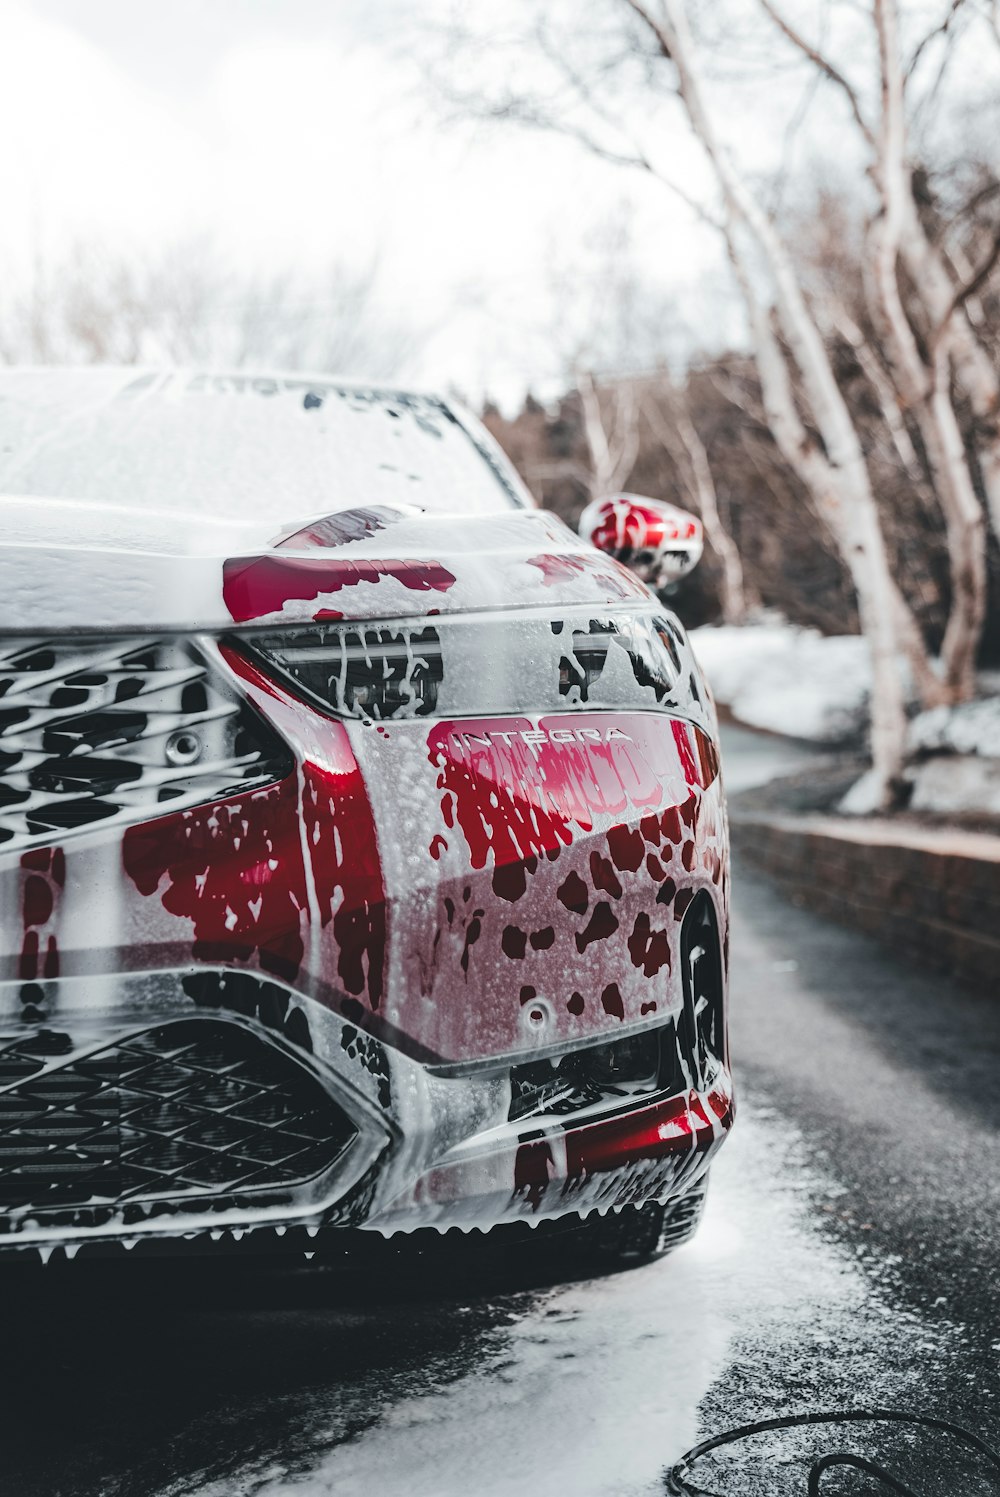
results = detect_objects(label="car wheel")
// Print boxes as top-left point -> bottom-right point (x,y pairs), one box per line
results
571,1171 -> 710,1273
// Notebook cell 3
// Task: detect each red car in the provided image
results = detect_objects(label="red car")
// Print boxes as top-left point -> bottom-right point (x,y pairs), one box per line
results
0,369 -> 732,1268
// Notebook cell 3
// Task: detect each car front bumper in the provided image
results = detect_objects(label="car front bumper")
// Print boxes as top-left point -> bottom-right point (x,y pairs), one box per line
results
0,965 -> 733,1257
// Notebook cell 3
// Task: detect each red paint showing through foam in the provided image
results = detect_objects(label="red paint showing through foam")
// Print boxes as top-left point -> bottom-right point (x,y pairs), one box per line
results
221,646 -> 387,1007
565,1086 -> 730,1177
275,506 -> 402,550
123,778 -> 310,981
223,553 -> 457,622
305,754 -> 386,1006
427,714 -> 716,884
513,1084 -> 732,1209
525,551 -> 644,599
123,666 -> 386,1008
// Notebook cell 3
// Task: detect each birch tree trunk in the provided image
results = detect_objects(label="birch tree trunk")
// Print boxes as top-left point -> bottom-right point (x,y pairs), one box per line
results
820,295 -> 953,706
868,0 -> 986,704
899,201 -> 1000,542
630,0 -> 913,804
725,237 -> 909,804
578,370 -> 640,496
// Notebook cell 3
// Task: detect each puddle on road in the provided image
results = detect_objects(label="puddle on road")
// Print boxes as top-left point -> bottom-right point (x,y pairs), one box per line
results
185,1104 -> 981,1497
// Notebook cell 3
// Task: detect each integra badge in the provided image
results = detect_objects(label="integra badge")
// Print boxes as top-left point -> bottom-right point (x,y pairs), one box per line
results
450,726 -> 634,750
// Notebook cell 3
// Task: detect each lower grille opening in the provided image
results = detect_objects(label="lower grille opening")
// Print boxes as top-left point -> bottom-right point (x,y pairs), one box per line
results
0,1019 -> 356,1211
509,1029 -> 662,1124
508,891 -> 725,1124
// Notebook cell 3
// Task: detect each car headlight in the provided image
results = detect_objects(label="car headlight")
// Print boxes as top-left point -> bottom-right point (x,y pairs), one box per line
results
238,608 -> 697,724
243,623 -> 443,721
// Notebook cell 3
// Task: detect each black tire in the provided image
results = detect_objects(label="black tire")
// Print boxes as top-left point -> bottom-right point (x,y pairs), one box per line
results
570,1171 -> 710,1273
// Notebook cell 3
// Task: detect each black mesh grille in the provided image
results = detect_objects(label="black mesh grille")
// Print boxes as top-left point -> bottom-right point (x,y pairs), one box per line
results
0,1020 -> 356,1210
0,636 -> 291,851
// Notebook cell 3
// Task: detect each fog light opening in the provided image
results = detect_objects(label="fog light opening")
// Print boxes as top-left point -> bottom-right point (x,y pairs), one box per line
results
509,1026 -> 661,1123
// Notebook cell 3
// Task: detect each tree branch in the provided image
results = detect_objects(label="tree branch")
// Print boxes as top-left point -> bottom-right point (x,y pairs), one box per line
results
820,298 -> 924,481
755,0 -> 876,148
947,177 -> 1000,228
931,221 -> 1000,349
906,0 -> 970,79
431,17 -> 724,233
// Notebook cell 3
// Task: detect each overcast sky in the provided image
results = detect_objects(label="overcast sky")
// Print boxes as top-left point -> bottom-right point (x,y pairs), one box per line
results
0,0 -> 738,404
4,1 -> 992,405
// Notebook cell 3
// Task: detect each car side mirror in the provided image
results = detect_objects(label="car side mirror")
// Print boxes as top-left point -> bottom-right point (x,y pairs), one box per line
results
578,493 -> 704,585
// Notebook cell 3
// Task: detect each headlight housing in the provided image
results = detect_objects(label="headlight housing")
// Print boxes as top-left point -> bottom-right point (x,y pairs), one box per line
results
242,623 -> 443,720
238,606 -> 703,726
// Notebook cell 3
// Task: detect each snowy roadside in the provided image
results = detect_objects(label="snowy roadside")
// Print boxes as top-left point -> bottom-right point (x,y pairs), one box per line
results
907,694 -> 1000,815
690,620 -> 871,746
692,618 -> 1000,817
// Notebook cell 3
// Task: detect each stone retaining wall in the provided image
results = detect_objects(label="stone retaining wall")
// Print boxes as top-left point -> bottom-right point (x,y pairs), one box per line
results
733,813 -> 1000,990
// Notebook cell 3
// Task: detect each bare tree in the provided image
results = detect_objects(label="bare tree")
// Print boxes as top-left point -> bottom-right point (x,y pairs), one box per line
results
758,0 -> 993,707
867,0 -> 986,703
628,0 -> 917,805
0,241 -> 421,380
642,373 -> 748,623
577,369 -> 641,495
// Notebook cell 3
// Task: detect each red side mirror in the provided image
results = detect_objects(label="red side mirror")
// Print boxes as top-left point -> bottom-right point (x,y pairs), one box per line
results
578,493 -> 703,584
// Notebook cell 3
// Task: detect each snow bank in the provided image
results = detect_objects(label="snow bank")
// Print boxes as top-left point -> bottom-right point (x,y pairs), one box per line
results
906,690 -> 1000,815
908,693 -> 1000,759
906,756 -> 1000,816
692,619 -> 1000,816
691,620 -> 871,745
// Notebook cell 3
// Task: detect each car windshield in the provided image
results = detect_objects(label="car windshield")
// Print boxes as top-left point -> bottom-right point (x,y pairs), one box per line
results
0,369 -> 521,520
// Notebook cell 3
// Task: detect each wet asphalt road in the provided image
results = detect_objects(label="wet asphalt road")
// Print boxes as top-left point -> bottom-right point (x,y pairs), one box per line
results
3,725 -> 1000,1496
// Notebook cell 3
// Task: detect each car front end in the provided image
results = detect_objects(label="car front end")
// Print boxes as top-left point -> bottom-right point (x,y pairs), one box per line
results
0,369 -> 733,1261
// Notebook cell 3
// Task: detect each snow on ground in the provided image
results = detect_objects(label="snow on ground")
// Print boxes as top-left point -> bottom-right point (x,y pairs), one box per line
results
187,1106 -> 967,1497
905,755 -> 1000,815
908,689 -> 1000,759
695,621 -> 1000,816
690,620 -> 871,745
905,679 -> 1000,815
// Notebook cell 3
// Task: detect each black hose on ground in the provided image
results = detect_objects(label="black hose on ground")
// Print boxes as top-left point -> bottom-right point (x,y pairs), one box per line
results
666,1409 -> 1000,1495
